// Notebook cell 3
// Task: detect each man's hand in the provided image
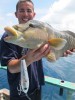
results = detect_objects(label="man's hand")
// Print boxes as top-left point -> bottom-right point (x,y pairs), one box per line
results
23,43 -> 51,66
63,49 -> 75,56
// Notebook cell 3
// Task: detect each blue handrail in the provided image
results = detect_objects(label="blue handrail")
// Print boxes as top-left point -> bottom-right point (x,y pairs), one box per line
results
0,66 -> 7,70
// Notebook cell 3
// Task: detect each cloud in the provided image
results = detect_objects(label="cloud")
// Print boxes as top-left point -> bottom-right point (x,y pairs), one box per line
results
61,13 -> 75,32
34,8 -> 48,20
6,12 -> 14,17
40,0 -> 71,21
40,0 -> 75,32
0,0 -> 18,38
0,0 -> 75,39
0,12 -> 17,38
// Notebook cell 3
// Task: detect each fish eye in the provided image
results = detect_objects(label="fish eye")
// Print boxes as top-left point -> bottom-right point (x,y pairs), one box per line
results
29,24 -> 34,27
29,23 -> 43,29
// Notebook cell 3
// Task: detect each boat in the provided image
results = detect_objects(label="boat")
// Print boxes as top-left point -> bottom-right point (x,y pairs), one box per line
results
0,65 -> 75,100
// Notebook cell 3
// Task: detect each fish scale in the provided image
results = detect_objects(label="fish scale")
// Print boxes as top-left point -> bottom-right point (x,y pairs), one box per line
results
24,28 -> 48,41
53,31 -> 75,59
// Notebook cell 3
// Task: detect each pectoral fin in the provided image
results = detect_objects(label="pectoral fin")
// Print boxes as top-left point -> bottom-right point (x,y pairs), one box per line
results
48,38 -> 67,50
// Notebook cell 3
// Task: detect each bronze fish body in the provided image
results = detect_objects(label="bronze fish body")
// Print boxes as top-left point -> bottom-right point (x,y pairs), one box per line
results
4,20 -> 75,61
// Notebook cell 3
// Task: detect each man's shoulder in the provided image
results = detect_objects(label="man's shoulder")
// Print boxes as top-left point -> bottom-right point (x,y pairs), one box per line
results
1,32 -> 8,38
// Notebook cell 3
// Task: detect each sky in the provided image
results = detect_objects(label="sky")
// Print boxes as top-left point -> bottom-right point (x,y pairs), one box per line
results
0,0 -> 75,38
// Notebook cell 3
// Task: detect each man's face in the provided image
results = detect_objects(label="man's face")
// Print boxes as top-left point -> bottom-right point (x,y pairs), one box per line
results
15,2 -> 36,24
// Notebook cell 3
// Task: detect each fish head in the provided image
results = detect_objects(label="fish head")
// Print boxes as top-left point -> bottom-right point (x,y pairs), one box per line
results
15,20 -> 47,34
4,20 -> 49,48
4,26 -> 24,47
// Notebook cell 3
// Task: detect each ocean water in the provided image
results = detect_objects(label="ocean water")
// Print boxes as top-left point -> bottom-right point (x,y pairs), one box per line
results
0,69 -> 9,89
42,52 -> 75,100
0,53 -> 75,100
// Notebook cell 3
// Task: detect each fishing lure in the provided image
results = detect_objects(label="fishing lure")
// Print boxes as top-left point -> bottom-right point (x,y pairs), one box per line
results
20,59 -> 29,93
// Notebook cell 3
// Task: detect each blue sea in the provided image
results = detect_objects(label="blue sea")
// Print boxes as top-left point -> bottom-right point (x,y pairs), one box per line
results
0,53 -> 75,100
0,69 -> 9,89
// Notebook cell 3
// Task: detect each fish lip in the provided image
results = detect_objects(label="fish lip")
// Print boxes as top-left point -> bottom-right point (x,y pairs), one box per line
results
4,26 -> 18,37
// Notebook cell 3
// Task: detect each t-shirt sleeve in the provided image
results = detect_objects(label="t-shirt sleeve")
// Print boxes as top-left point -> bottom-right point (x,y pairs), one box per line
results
1,33 -> 22,66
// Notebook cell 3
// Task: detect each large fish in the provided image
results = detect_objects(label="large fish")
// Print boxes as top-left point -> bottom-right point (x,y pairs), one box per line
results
4,20 -> 75,61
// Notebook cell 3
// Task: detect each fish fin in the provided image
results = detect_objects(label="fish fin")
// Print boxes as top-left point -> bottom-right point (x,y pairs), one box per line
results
48,38 -> 67,50
46,52 -> 56,62
4,27 -> 18,37
18,37 -> 25,42
13,25 -> 18,30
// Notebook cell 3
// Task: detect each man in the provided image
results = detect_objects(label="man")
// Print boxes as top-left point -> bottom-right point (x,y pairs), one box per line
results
1,0 -> 50,100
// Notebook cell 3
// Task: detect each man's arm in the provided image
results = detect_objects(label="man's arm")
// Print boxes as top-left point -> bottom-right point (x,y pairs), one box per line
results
7,43 -> 50,73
